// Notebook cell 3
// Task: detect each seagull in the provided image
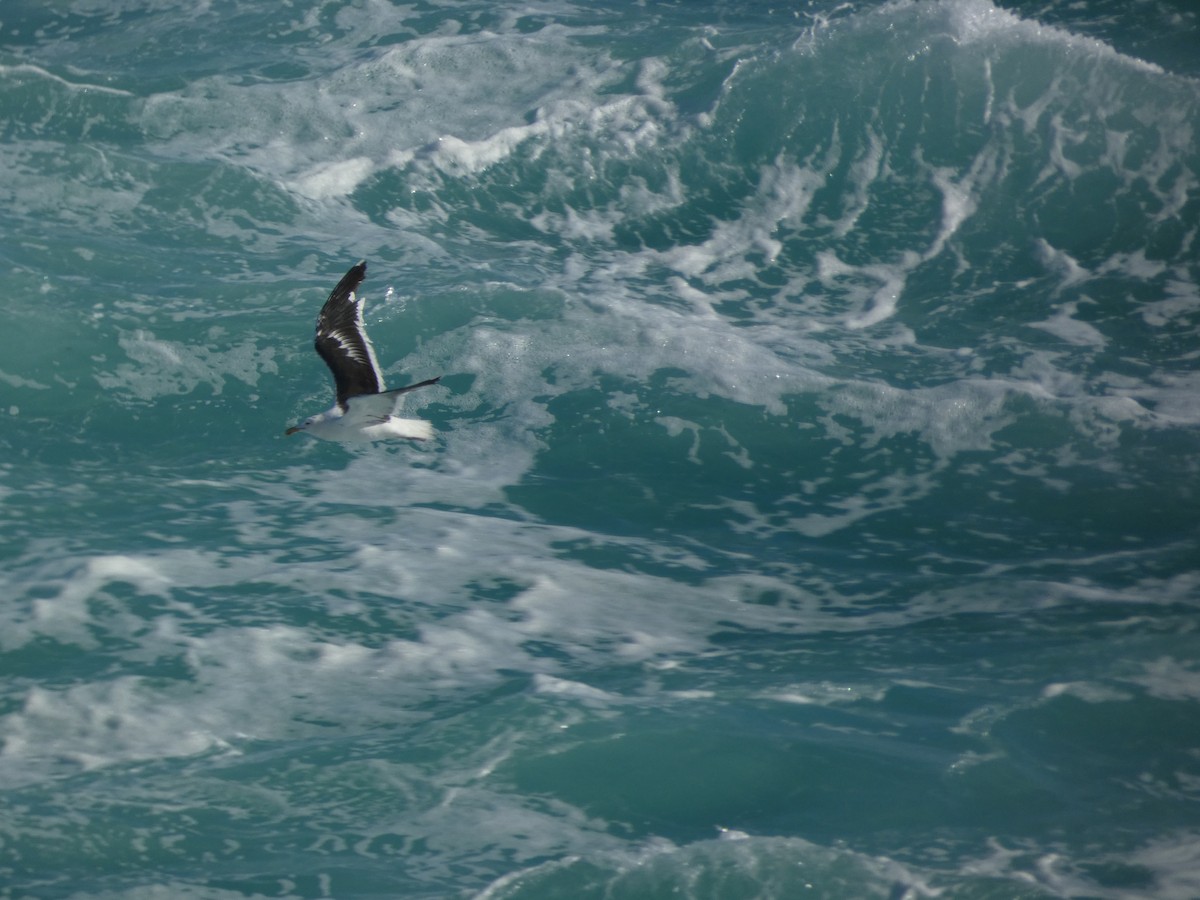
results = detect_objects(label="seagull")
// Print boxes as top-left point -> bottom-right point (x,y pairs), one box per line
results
286,260 -> 440,441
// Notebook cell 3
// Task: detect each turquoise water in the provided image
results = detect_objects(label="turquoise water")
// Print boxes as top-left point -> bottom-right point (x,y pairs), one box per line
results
2,0 -> 1199,897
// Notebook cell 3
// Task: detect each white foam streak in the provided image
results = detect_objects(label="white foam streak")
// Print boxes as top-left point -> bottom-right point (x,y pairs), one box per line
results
1127,837 -> 1200,900
1029,300 -> 1108,348
2,681 -> 227,780
95,330 -> 279,401
292,157 -> 376,201
1131,657 -> 1200,703
661,160 -> 822,281
20,555 -> 173,651
832,125 -> 883,238
0,63 -> 134,97
820,252 -> 911,330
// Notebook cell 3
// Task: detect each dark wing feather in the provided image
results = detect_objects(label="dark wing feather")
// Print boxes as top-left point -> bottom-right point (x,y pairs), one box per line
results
314,261 -> 384,407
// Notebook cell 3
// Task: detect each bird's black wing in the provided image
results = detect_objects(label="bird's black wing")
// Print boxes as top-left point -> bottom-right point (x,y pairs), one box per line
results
314,261 -> 384,407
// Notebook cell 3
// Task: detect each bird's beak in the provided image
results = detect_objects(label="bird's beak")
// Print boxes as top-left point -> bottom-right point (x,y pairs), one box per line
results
285,426 -> 301,436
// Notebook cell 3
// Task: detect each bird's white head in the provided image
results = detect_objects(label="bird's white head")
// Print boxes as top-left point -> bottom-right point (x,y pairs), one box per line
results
285,416 -> 316,436
286,407 -> 343,438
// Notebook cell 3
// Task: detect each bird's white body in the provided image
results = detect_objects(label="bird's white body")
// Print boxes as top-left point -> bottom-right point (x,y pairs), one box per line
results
287,261 -> 440,443
295,393 -> 434,442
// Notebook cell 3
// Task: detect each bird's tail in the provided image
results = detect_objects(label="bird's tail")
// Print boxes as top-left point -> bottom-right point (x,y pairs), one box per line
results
384,417 -> 435,441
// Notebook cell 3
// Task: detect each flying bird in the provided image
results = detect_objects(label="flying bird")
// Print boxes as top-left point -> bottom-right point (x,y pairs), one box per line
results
286,261 -> 440,441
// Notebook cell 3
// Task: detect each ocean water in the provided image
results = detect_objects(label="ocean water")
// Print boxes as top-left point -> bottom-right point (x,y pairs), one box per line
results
2,0 -> 1199,896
